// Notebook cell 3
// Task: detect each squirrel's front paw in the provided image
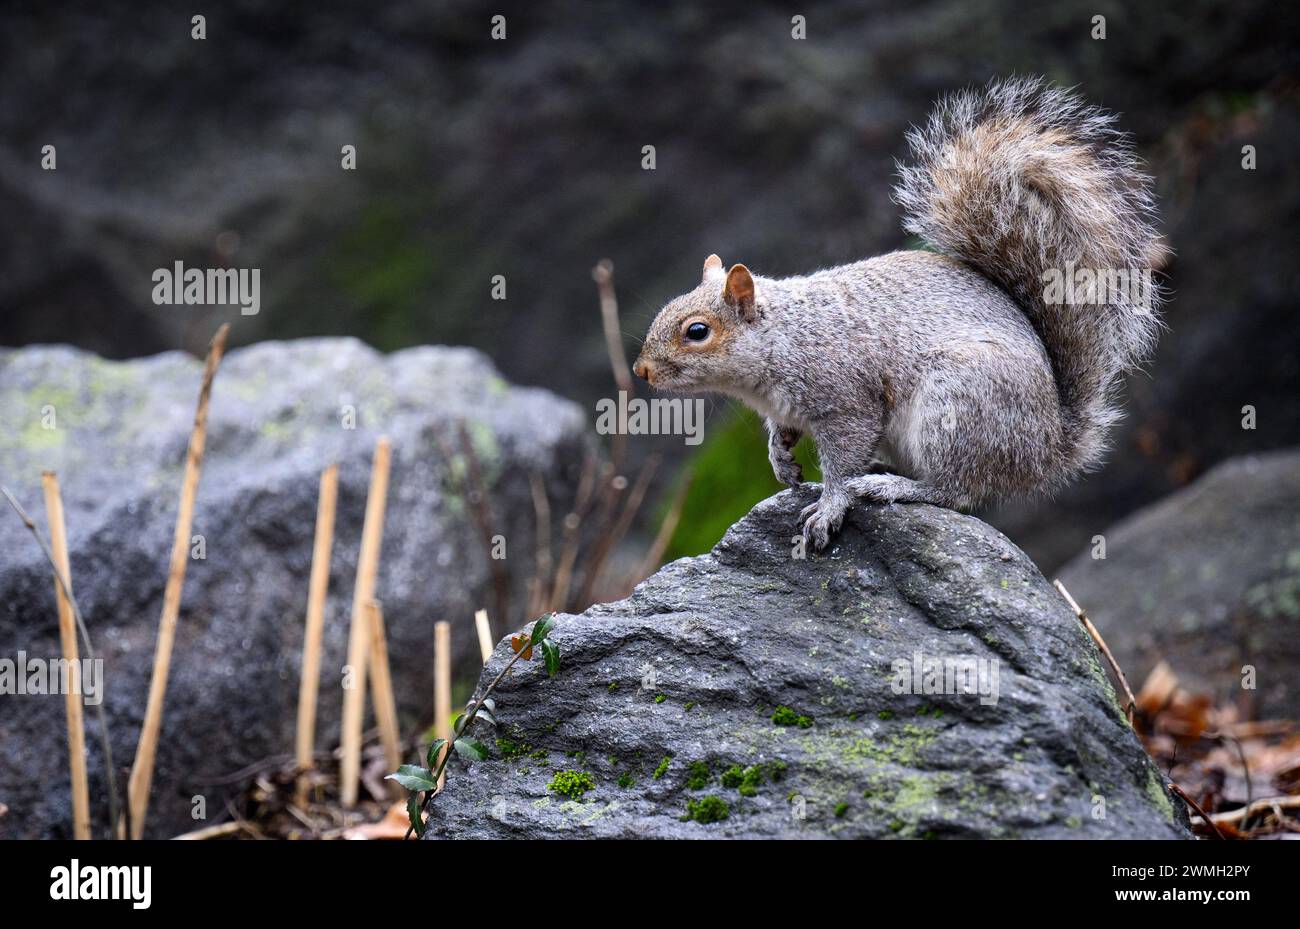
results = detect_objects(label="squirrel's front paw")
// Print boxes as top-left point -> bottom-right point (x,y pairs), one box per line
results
768,425 -> 804,487
798,493 -> 848,551
770,455 -> 804,487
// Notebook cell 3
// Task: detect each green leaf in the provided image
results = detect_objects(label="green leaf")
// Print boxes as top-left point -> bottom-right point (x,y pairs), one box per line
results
542,639 -> 560,677
474,708 -> 496,727
454,737 -> 489,761
425,738 -> 448,770
387,765 -> 437,792
407,794 -> 426,838
531,614 -> 555,645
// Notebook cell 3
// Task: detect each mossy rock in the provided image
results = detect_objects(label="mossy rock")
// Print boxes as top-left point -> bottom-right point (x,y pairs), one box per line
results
428,491 -> 1190,839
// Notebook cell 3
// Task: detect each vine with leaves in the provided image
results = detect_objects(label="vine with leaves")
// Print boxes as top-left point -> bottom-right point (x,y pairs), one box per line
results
389,613 -> 559,838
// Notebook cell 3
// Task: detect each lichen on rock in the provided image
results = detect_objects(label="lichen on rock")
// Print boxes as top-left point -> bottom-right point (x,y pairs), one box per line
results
428,490 -> 1191,839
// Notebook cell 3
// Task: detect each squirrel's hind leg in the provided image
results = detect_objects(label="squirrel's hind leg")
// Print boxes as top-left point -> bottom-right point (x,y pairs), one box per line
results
846,473 -> 961,508
798,489 -> 851,551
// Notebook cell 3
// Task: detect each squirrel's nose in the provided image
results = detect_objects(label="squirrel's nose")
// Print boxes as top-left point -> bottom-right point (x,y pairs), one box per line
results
633,359 -> 654,383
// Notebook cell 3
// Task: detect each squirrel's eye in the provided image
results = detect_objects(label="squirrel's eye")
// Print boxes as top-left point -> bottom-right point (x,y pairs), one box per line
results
685,322 -> 710,342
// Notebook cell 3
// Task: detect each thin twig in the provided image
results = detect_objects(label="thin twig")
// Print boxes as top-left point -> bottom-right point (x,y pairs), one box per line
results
435,424 -> 509,634
577,453 -> 660,606
593,259 -> 633,398
527,473 -> 553,618
593,259 -> 632,475
549,452 -> 597,612
635,474 -> 692,586
1169,784 -> 1227,840
1222,734 -> 1254,816
191,752 -> 297,786
2,485 -> 121,838
574,468 -> 626,607
1053,579 -> 1137,722
1204,795 -> 1300,824
404,624 -> 536,840
125,322 -> 229,838
456,421 -> 509,633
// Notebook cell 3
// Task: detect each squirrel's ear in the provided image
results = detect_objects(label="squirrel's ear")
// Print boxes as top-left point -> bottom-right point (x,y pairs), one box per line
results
723,264 -> 757,321
702,254 -> 724,282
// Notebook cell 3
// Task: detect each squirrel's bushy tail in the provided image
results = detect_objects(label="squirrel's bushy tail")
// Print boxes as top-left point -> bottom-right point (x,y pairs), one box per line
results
894,76 -> 1163,475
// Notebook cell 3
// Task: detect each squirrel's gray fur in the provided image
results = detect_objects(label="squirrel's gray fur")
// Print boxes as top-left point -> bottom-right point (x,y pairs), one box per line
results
634,77 -> 1164,551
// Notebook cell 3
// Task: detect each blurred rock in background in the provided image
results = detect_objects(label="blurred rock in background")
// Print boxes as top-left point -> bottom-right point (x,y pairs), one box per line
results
0,338 -> 587,837
1058,449 -> 1300,721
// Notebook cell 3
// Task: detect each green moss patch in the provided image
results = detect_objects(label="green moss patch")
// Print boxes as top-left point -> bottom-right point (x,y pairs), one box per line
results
772,705 -> 813,728
686,760 -> 711,790
683,795 -> 730,824
547,770 -> 595,801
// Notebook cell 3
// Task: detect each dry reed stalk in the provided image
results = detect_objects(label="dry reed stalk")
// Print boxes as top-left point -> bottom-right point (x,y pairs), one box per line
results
3,486 -> 121,837
474,608 -> 493,664
365,599 -> 403,777
340,437 -> 392,808
294,463 -> 338,796
171,821 -> 243,841
434,620 -> 451,791
41,472 -> 90,840
124,322 -> 229,839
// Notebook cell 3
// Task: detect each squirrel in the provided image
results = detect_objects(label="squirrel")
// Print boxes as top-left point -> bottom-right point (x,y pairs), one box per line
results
633,76 -> 1165,551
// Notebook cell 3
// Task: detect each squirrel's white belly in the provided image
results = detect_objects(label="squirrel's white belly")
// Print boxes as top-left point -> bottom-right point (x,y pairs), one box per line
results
723,385 -> 812,433
883,387 -> 929,478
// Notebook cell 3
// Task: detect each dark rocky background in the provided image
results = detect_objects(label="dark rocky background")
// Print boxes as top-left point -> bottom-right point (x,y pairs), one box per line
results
2,0 -> 1298,571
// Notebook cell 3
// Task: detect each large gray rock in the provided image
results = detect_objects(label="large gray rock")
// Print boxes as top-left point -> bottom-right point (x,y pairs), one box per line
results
1058,449 -> 1300,720
428,491 -> 1188,839
0,337 -> 588,838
